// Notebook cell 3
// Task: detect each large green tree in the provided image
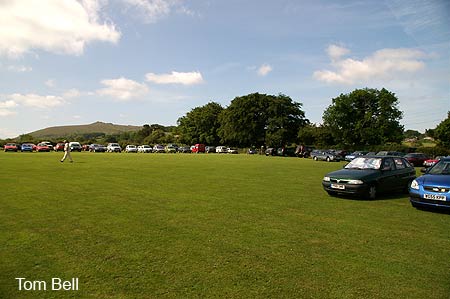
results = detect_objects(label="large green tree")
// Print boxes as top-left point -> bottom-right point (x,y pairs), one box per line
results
322,88 -> 404,147
433,111 -> 450,147
218,93 -> 308,147
177,102 -> 224,145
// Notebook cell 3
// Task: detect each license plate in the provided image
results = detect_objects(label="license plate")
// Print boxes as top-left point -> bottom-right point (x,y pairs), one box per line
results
424,194 -> 446,201
331,184 -> 345,190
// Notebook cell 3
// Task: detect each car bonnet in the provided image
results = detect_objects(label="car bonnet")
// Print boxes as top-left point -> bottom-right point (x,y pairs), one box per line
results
419,174 -> 450,187
326,168 -> 378,180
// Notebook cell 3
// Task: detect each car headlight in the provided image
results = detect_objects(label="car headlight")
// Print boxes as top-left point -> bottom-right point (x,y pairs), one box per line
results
410,179 -> 419,190
347,180 -> 364,185
323,176 -> 330,182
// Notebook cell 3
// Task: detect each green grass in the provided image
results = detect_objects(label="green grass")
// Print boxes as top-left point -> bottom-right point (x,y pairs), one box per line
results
1,152 -> 449,298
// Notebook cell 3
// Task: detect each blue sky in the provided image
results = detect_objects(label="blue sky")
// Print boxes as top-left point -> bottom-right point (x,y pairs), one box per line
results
0,0 -> 449,138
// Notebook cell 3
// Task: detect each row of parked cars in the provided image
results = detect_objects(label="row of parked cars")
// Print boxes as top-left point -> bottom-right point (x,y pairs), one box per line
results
3,142 -> 57,152
311,149 -> 438,168
321,155 -> 450,211
3,142 -> 241,154
105,143 -> 240,154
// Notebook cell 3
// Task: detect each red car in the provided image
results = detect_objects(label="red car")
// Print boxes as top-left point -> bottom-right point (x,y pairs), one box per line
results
192,143 -> 206,153
423,156 -> 443,168
54,143 -> 65,151
36,143 -> 50,152
404,153 -> 430,167
4,143 -> 18,152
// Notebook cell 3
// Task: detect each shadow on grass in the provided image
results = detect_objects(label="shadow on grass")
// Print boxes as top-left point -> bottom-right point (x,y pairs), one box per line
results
327,192 -> 408,201
412,206 -> 450,215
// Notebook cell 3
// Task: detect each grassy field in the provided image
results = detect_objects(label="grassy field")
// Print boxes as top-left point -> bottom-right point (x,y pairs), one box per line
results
1,152 -> 449,298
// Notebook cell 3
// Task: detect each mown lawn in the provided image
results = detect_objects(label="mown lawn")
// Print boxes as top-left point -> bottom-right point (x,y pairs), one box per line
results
0,152 -> 449,298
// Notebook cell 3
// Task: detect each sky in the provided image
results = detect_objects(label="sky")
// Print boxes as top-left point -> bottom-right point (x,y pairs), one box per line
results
0,0 -> 449,138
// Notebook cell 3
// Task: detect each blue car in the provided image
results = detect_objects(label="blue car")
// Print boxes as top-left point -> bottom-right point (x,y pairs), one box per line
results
409,157 -> 450,210
21,143 -> 34,152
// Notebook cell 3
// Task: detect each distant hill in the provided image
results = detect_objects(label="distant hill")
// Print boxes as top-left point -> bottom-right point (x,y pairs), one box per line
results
28,121 -> 142,138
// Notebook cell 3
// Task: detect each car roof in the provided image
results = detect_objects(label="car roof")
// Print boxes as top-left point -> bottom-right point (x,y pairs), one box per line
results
357,155 -> 405,159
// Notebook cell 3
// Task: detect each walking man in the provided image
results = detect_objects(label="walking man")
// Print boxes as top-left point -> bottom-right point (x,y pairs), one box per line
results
60,140 -> 73,163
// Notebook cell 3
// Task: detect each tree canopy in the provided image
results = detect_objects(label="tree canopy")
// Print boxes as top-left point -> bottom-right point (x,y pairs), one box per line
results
322,88 -> 403,147
218,93 -> 309,147
177,102 -> 224,145
433,111 -> 450,147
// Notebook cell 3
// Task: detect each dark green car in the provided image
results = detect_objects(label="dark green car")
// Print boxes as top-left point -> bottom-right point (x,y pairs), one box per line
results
322,156 -> 416,199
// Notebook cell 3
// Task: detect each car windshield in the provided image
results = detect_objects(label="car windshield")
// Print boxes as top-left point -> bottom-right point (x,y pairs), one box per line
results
428,161 -> 450,175
345,157 -> 382,170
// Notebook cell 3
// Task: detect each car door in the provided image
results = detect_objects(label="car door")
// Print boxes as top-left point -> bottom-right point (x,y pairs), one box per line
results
378,158 -> 398,192
393,157 -> 415,190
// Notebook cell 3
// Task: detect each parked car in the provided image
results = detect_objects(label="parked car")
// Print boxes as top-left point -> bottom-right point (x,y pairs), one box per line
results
153,144 -> 165,153
376,151 -> 404,157
4,143 -> 18,152
216,146 -> 228,153
107,143 -> 122,152
205,146 -> 216,153
54,142 -> 65,151
36,143 -> 50,152
409,157 -> 450,210
313,151 -> 342,162
334,150 -> 349,159
69,142 -> 82,152
178,146 -> 191,153
227,147 -> 239,154
21,143 -> 34,152
165,144 -> 178,153
295,145 -> 313,158
404,153 -> 430,167
424,156 -> 443,168
247,148 -> 257,154
138,145 -> 152,153
345,151 -> 368,162
192,144 -> 205,153
322,156 -> 415,199
89,144 -> 106,152
40,141 -> 54,151
277,147 -> 296,157
125,145 -> 138,153
265,148 -> 277,156
310,149 -> 324,160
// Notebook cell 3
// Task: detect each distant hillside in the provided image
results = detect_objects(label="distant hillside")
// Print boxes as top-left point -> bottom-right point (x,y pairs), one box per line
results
29,121 -> 142,138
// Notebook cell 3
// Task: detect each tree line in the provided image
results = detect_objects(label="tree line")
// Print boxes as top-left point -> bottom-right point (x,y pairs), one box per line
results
1,88 -> 449,154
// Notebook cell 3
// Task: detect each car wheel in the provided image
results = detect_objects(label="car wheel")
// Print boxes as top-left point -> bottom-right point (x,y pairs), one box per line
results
326,157 -> 331,162
366,185 -> 377,200
314,156 -> 318,161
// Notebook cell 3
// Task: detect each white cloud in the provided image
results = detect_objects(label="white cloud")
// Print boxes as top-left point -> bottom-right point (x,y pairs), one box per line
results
45,79 -> 56,88
326,44 -> 350,61
6,93 -> 65,109
0,100 -> 18,109
257,64 -> 273,76
63,88 -> 82,98
313,45 -> 426,84
121,0 -> 193,23
7,65 -> 32,72
145,71 -> 204,85
0,100 -> 18,117
97,77 -> 149,101
0,0 -> 120,58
